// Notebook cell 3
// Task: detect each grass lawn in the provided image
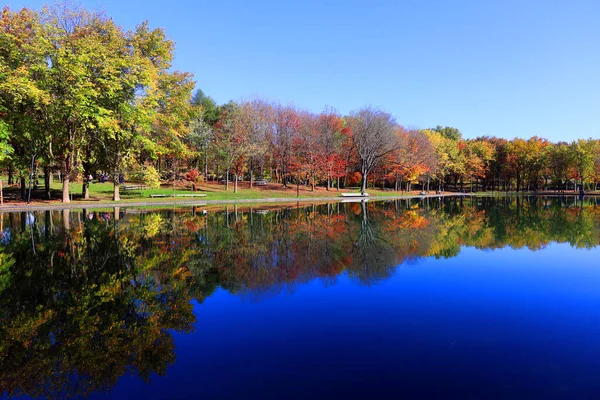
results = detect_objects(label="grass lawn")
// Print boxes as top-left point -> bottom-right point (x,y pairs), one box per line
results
0,179 -> 453,207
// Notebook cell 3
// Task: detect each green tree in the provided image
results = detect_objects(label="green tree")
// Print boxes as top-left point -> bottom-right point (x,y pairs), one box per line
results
570,138 -> 597,194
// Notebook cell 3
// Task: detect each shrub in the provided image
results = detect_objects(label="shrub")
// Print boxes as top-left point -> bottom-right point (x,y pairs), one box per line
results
131,165 -> 161,189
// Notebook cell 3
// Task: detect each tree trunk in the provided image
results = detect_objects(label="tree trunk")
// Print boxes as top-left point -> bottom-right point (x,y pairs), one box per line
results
234,173 -> 238,193
204,146 -> 208,179
113,175 -> 120,201
20,177 -> 26,201
360,171 -> 368,195
44,167 -> 51,200
62,176 -> 70,203
7,166 -> 13,185
82,170 -> 90,200
82,179 -> 90,200
226,170 -> 229,191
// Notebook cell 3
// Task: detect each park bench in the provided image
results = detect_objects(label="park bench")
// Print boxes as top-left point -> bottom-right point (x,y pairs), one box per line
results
121,184 -> 149,191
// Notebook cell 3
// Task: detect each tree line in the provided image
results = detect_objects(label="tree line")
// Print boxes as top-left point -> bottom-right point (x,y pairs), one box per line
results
2,3 -> 600,203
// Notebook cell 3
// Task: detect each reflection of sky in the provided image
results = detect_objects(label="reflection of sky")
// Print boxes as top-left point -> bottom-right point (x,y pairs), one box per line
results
25,213 -> 35,226
0,229 -> 11,245
101,243 -> 600,399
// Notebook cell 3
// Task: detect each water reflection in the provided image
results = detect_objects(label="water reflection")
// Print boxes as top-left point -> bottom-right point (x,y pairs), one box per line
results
1,196 -> 600,398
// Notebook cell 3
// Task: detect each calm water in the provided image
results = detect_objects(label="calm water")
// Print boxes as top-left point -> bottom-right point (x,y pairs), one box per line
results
2,197 -> 600,399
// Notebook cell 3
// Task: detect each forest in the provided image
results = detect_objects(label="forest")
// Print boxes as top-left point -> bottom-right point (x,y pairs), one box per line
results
2,3 -> 600,203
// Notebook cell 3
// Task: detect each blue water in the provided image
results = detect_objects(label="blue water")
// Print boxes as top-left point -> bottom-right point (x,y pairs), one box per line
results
96,245 -> 600,399
3,199 -> 600,399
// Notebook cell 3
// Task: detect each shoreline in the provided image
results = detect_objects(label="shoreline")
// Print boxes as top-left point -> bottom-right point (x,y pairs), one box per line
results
1,191 -> 597,212
0,193 -> 468,213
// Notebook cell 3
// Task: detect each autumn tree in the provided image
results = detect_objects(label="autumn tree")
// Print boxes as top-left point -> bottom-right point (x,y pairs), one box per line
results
505,138 -> 529,192
0,7 -> 49,199
462,139 -> 495,192
144,71 -> 196,197
316,108 -> 350,190
425,129 -> 465,191
389,128 -> 437,192
546,142 -> 572,192
238,99 -> 274,187
35,4 -> 116,203
271,105 -> 300,186
433,126 -> 462,141
212,101 -> 249,192
569,138 -> 597,195
347,107 -> 398,195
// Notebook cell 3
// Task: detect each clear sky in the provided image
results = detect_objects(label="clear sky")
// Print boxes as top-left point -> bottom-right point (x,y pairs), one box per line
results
6,0 -> 600,141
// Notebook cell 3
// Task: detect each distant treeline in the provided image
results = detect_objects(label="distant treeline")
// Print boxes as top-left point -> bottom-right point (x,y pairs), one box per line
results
2,3 -> 599,203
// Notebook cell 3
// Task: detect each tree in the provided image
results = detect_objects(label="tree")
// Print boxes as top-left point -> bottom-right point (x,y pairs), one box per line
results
0,119 -> 13,203
238,99 -> 274,187
433,126 -> 462,141
425,129 -> 464,191
505,138 -> 529,192
0,6 -> 48,200
347,107 -> 398,195
462,139 -> 495,192
187,107 -> 213,179
546,142 -> 572,192
316,108 -> 350,190
212,101 -> 248,192
569,138 -> 597,195
144,70 -> 196,198
36,4 -> 115,203
271,105 -> 300,187
389,128 -> 437,192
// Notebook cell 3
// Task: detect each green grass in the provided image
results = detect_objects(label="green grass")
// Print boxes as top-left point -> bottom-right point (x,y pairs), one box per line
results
2,178 -> 459,206
52,181 -> 350,202
62,182 -> 420,202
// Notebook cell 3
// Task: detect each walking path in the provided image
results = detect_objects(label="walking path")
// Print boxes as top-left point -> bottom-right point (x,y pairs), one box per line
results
0,193 -> 470,213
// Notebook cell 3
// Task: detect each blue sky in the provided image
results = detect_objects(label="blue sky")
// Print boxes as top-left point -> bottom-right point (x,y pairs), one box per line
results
7,0 -> 600,141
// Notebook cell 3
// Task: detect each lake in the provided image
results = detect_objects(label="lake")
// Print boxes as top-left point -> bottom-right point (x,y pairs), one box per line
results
2,196 -> 600,399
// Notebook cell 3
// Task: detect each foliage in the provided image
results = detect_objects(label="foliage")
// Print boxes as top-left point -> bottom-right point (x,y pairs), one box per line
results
131,164 -> 161,188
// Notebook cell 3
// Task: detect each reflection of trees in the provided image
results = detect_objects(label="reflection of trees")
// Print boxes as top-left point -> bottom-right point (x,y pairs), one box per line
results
347,201 -> 397,284
0,212 -> 195,398
2,197 -> 600,397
